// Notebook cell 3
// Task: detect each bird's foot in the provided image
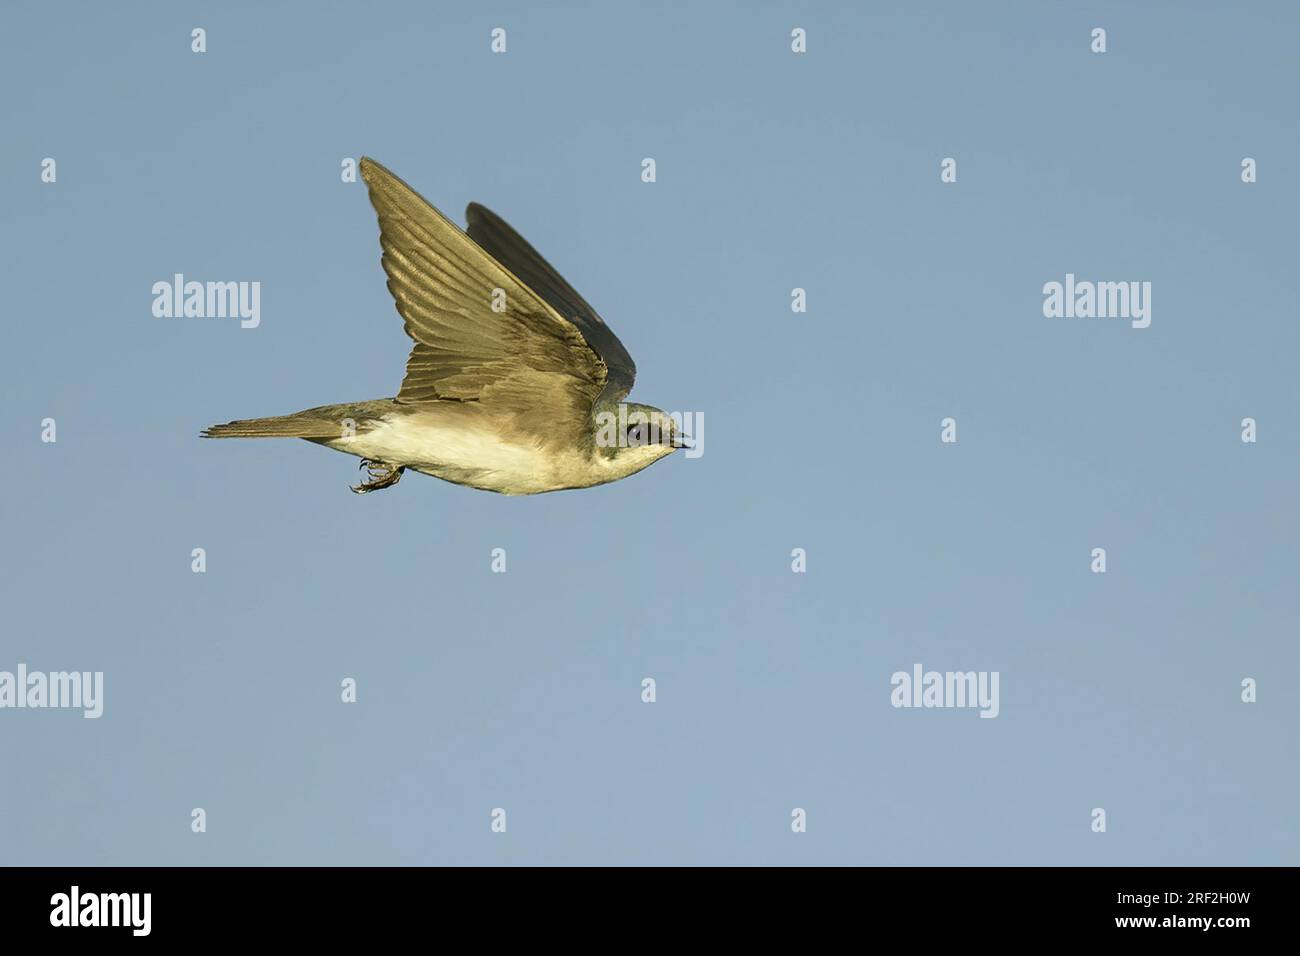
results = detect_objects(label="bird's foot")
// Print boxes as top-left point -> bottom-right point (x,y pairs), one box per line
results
351,459 -> 405,494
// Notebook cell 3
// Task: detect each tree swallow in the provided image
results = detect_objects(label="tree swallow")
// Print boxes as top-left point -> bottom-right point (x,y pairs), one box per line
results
204,158 -> 688,494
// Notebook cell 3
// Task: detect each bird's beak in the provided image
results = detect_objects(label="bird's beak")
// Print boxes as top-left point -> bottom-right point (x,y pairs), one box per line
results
670,435 -> 694,450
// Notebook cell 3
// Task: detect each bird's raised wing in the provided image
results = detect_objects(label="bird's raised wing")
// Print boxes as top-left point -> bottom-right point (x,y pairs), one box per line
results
466,202 -> 636,402
359,157 -> 618,440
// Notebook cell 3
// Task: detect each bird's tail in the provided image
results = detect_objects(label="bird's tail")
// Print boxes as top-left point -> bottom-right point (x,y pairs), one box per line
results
201,413 -> 347,439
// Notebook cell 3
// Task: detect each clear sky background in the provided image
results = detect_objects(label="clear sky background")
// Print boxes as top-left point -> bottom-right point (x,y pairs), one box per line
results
2,0 -> 1296,865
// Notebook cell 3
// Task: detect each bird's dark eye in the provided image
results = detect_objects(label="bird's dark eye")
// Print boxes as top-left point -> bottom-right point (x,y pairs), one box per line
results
627,422 -> 665,447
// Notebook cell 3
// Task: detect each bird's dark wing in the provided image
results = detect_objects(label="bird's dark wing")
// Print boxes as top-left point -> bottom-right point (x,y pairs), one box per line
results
466,201 -> 636,403
359,157 -> 615,444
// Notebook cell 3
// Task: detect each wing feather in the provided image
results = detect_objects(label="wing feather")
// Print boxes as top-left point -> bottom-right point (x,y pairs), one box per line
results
466,201 -> 636,401
359,158 -> 613,429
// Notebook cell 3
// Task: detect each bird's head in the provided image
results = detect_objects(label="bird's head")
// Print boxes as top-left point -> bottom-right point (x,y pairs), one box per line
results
592,402 -> 690,477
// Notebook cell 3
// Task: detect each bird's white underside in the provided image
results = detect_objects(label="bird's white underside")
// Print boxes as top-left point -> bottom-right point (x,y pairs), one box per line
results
323,411 -> 656,495
324,413 -> 550,494
322,410 -> 673,495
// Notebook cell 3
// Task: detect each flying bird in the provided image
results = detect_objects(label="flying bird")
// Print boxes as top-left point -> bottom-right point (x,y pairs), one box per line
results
204,157 -> 687,494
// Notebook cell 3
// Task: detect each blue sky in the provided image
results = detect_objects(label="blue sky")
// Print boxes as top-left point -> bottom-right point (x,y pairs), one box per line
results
1,0 -> 1296,864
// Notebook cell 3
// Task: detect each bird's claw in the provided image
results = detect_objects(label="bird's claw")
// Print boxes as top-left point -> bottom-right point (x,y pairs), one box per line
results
351,459 -> 405,494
